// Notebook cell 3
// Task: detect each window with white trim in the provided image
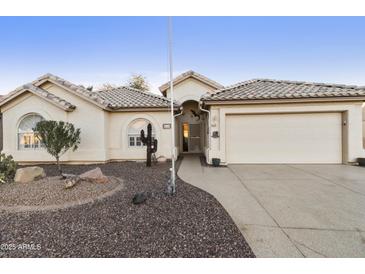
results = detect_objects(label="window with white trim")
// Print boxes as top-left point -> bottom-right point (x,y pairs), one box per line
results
17,114 -> 44,150
127,119 -> 155,147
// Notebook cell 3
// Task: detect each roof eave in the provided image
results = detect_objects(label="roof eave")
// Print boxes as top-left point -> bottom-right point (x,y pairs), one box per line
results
105,106 -> 180,112
202,96 -> 365,105
0,87 -> 76,112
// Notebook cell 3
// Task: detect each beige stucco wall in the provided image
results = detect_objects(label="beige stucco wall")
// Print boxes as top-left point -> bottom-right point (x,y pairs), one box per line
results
43,82 -> 109,162
164,78 -> 217,104
1,82 -> 174,163
107,111 -> 173,160
206,101 -> 365,164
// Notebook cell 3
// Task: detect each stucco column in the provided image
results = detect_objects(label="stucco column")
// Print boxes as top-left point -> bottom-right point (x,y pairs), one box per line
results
209,107 -> 221,163
347,104 -> 364,162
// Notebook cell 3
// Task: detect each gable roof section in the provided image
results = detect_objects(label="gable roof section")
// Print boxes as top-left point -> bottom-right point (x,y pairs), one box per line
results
202,79 -> 365,104
0,83 -> 76,111
159,70 -> 224,95
32,73 -> 111,109
97,86 -> 179,109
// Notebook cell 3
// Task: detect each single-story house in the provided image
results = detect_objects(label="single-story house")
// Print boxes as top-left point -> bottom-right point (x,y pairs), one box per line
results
1,70 -> 365,165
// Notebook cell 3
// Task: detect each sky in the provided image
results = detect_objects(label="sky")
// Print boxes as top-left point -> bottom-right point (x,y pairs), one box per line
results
0,16 -> 365,95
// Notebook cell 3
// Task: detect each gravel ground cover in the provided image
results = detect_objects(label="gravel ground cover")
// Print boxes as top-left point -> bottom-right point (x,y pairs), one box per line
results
0,176 -> 122,208
0,162 -> 255,258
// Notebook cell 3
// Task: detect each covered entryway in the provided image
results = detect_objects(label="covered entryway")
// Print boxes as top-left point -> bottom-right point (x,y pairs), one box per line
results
225,112 -> 343,164
177,100 -> 207,154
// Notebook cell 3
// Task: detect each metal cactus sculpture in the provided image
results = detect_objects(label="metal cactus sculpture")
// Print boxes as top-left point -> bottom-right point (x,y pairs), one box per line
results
140,123 -> 158,167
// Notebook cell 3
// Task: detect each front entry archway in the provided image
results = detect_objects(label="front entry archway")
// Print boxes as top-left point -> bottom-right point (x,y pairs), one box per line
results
177,100 -> 206,154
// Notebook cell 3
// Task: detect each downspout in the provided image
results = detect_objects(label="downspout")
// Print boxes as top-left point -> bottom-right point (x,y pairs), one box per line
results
199,101 -> 211,164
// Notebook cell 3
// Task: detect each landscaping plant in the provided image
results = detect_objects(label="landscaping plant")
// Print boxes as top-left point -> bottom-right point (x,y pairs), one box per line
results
140,123 -> 158,167
0,153 -> 17,183
34,120 -> 81,176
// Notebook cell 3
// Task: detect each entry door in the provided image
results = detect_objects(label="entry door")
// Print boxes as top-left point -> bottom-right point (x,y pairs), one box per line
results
182,123 -> 201,153
189,124 -> 201,152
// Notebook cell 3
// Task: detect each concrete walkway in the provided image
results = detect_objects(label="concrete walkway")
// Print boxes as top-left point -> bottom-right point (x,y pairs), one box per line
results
177,155 -> 365,258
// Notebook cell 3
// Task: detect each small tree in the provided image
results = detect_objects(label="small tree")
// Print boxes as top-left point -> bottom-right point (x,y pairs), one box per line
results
127,74 -> 150,92
34,121 -> 81,176
98,83 -> 117,91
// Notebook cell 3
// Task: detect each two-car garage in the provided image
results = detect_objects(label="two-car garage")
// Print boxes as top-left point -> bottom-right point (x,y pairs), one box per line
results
225,112 -> 343,164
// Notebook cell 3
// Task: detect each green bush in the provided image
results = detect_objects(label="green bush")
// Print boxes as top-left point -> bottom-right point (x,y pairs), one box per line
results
34,120 -> 81,175
0,153 -> 17,183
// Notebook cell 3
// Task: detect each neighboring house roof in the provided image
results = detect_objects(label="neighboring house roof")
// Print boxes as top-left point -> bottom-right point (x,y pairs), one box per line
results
159,70 -> 224,95
202,79 -> 365,103
0,83 -> 76,111
98,86 -> 178,109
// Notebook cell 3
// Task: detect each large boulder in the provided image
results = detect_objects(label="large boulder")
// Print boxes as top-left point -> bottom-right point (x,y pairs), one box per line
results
79,167 -> 108,183
14,166 -> 46,183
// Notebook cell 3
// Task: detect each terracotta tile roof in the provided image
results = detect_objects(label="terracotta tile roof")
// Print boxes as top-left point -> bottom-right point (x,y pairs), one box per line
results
202,79 -> 365,102
98,86 -> 178,109
159,70 -> 223,94
34,73 -> 177,110
0,83 -> 76,111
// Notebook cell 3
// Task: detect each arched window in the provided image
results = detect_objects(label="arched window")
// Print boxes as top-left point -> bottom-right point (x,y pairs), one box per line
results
18,114 -> 44,150
127,119 -> 154,147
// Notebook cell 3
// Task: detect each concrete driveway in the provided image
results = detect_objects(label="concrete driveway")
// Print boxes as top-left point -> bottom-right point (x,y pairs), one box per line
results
178,155 -> 365,257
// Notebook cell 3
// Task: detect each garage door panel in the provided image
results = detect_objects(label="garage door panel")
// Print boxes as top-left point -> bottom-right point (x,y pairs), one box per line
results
226,113 -> 342,164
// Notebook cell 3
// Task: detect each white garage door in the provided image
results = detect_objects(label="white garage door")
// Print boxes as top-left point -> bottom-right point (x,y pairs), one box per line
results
226,112 -> 342,164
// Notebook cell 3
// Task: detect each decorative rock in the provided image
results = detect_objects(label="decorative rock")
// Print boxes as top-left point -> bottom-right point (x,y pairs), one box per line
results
64,176 -> 81,189
79,167 -> 108,183
157,156 -> 167,163
14,166 -> 46,183
132,192 -> 148,205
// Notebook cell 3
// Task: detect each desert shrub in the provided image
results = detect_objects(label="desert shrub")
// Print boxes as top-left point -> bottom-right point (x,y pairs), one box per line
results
34,120 -> 81,175
0,153 -> 17,183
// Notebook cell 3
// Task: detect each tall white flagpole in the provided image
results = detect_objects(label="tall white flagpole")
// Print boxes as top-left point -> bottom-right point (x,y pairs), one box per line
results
167,16 -> 176,195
